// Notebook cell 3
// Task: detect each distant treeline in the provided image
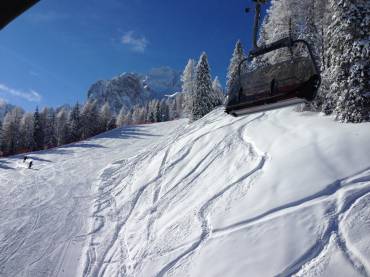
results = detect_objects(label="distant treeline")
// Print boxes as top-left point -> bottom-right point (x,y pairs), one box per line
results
0,50 -> 229,157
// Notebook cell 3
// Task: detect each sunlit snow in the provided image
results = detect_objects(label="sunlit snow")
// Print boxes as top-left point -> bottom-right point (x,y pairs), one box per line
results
1,107 -> 370,276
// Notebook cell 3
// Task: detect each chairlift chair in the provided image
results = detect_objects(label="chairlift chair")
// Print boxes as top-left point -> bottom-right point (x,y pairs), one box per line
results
225,0 -> 321,116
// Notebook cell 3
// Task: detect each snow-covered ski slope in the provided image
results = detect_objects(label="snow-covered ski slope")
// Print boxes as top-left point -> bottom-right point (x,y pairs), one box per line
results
1,107 -> 370,277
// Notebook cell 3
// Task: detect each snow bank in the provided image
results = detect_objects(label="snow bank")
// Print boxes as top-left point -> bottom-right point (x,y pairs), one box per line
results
1,106 -> 370,276
81,107 -> 370,276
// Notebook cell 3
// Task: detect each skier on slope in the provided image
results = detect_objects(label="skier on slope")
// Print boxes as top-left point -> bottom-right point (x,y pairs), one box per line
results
28,161 -> 33,169
23,156 -> 28,163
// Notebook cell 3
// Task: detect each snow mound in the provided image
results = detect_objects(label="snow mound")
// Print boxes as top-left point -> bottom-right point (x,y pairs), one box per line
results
81,107 -> 370,276
1,106 -> 370,276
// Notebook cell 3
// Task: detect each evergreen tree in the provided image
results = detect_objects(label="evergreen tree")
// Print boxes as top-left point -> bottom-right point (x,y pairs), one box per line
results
132,105 -> 145,124
68,103 -> 82,143
154,100 -> 161,122
250,10 -> 271,69
159,99 -> 170,122
42,108 -> 57,149
167,97 -> 178,120
19,112 -> 35,152
211,77 -> 225,106
181,59 -> 196,116
261,0 -> 298,63
80,100 -> 99,139
147,100 -> 157,123
55,109 -> 69,146
331,0 -> 370,122
100,102 -> 113,132
182,59 -> 196,94
116,106 -> 127,127
191,52 -> 215,121
175,93 -> 185,118
107,116 -> 116,130
0,120 -> 2,156
33,107 -> 44,150
226,40 -> 246,95
125,109 -> 133,125
0,122 -> 2,156
1,108 -> 23,155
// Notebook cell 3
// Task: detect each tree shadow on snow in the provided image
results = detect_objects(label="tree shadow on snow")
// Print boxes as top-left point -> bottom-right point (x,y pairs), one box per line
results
27,156 -> 52,163
24,148 -> 74,156
0,160 -> 14,170
98,125 -> 160,140
60,143 -> 107,149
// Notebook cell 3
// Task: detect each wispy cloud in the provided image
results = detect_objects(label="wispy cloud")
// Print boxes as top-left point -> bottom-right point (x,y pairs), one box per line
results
26,11 -> 70,23
29,70 -> 40,78
121,31 -> 149,53
0,84 -> 42,102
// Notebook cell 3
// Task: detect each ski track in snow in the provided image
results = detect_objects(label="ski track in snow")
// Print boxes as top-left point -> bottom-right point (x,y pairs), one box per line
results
79,109 -> 370,277
2,108 -> 370,277
80,112 -> 267,277
276,173 -> 370,277
155,113 -> 267,277
0,121 -> 184,277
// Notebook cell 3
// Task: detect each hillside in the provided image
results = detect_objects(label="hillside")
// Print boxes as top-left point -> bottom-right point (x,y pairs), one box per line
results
1,107 -> 370,276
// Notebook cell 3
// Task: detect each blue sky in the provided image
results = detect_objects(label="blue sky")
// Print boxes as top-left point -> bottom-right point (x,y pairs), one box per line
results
0,0 -> 265,111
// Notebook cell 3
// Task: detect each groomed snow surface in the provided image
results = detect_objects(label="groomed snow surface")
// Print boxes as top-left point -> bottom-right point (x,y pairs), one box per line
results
1,107 -> 370,277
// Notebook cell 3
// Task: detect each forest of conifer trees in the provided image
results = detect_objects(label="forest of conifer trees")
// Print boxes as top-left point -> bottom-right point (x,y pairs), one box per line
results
0,0 -> 368,156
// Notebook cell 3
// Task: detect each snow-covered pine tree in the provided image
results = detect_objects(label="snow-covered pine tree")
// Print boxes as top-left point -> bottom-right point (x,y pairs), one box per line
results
19,112 -> 35,152
259,0 -> 323,64
212,77 -> 225,105
100,102 -> 113,132
301,0 -> 326,65
80,100 -> 99,139
181,59 -> 196,116
126,109 -> 133,125
191,52 -> 215,121
0,120 -> 2,156
260,0 -> 293,63
108,116 -> 116,130
142,103 -> 149,123
166,97 -> 178,120
226,40 -> 246,95
42,108 -> 57,149
175,93 -> 185,118
68,103 -> 81,143
249,8 -> 271,70
132,105 -> 145,124
33,107 -> 44,150
116,106 -> 128,127
55,109 -> 69,146
154,100 -> 162,122
147,100 -> 158,123
160,99 -> 170,122
331,0 -> 370,122
1,107 -> 23,155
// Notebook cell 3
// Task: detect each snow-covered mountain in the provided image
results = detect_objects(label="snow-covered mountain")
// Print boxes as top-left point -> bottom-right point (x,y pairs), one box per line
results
1,107 -> 370,276
0,100 -> 15,121
87,67 -> 181,114
87,73 -> 150,114
142,66 -> 182,99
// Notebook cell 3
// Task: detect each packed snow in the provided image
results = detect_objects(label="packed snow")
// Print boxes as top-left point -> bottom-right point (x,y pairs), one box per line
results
1,107 -> 370,276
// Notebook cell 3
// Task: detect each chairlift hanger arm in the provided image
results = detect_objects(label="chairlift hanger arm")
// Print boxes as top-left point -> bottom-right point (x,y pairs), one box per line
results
249,0 -> 269,50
